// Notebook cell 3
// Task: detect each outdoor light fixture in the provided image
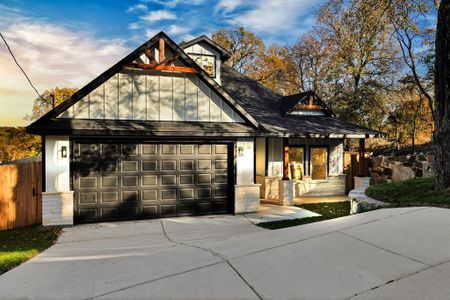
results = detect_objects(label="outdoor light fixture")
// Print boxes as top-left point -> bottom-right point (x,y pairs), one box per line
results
238,146 -> 244,157
61,146 -> 67,158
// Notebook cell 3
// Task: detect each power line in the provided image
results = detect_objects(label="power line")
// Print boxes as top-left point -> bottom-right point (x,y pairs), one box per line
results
0,31 -> 46,101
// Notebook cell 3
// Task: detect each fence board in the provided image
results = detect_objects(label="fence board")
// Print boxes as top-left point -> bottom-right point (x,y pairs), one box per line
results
0,161 -> 42,230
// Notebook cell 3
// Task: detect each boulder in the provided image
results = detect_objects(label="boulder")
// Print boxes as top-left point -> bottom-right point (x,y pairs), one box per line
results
370,171 -> 386,185
391,165 -> 416,182
370,156 -> 385,169
382,167 -> 393,176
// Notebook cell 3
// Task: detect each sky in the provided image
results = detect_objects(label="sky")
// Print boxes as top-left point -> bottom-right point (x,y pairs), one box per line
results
0,0 -> 320,126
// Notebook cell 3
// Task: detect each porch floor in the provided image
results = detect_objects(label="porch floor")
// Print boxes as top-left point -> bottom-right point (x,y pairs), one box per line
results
295,195 -> 349,204
244,204 -> 320,224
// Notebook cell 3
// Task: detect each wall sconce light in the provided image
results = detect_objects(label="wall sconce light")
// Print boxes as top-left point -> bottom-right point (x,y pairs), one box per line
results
237,146 -> 244,157
61,146 -> 67,158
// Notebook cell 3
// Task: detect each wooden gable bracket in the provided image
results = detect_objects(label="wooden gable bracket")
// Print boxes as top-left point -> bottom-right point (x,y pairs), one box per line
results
125,38 -> 197,73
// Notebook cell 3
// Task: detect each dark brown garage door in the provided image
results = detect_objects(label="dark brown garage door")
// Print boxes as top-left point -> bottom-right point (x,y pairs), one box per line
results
72,141 -> 232,223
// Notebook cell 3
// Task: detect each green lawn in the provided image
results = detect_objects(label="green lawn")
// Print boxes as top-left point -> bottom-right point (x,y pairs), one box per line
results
0,226 -> 62,274
366,177 -> 450,207
257,201 -> 351,230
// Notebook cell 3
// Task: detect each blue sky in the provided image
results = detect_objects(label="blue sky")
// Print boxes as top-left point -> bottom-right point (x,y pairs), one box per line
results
0,0 -> 320,126
0,0 -> 436,126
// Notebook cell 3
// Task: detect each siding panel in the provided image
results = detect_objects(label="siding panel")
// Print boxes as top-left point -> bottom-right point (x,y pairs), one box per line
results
104,74 -> 119,119
185,75 -> 198,121
119,73 -> 133,120
147,75 -> 159,120
159,76 -> 173,120
173,76 -> 185,121
197,80 -> 210,121
90,85 -> 104,119
133,74 -> 146,120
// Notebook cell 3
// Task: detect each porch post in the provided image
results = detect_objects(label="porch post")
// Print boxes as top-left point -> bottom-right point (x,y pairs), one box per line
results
358,138 -> 366,176
282,137 -> 289,180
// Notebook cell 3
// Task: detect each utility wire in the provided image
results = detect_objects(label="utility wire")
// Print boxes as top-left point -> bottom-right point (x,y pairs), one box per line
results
0,31 -> 46,101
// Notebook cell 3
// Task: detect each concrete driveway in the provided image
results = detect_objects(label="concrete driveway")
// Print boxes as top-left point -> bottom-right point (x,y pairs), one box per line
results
1,207 -> 450,299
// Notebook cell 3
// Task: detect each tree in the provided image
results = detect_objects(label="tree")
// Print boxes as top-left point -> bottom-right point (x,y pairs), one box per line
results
389,0 -> 436,119
0,127 -> 41,162
433,0 -> 450,191
212,27 -> 265,74
26,87 -> 77,122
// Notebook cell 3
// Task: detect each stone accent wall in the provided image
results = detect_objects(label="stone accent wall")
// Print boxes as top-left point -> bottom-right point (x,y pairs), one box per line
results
235,184 -> 260,213
295,175 -> 346,196
258,175 -> 346,199
278,180 -> 294,206
42,191 -> 74,226
370,154 -> 434,184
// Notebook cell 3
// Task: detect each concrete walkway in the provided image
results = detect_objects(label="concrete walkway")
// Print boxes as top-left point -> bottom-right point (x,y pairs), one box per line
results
244,204 -> 320,224
1,207 -> 450,299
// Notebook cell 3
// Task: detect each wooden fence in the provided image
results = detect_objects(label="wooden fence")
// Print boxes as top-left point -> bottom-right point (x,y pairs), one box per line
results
344,152 -> 370,194
0,160 -> 42,231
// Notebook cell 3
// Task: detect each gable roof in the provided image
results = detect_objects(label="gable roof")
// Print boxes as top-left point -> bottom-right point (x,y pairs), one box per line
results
27,32 -> 260,132
220,64 -> 384,138
179,35 -> 232,61
26,31 -> 383,139
280,91 -> 334,117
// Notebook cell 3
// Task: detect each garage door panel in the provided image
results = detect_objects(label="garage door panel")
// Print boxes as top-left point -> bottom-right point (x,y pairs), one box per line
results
142,206 -> 158,217
122,176 -> 139,187
101,207 -> 119,218
142,190 -> 158,201
122,160 -> 139,172
161,205 -> 177,217
161,160 -> 176,170
142,160 -> 158,171
102,191 -> 119,203
142,175 -> 157,186
122,144 -> 138,156
79,192 -> 97,204
142,144 -> 157,155
73,141 -> 231,223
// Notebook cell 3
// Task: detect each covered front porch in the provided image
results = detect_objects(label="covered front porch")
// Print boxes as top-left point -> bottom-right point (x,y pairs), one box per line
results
254,136 -> 363,205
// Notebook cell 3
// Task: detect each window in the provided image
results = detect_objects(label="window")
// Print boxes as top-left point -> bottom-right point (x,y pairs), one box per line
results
188,53 -> 216,77
310,147 -> 328,180
289,147 -> 304,180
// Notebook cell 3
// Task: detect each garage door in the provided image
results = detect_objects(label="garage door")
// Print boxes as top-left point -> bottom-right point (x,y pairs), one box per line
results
72,141 -> 232,223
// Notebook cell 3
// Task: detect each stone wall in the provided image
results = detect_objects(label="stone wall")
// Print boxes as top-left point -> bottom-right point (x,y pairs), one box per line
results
42,191 -> 74,226
234,184 -> 261,213
369,154 -> 434,184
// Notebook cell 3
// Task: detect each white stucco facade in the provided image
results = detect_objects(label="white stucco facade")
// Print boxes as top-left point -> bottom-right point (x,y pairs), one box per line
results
234,138 -> 260,213
43,136 -> 74,226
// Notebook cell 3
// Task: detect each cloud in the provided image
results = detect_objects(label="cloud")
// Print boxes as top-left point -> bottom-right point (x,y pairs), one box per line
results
127,3 -> 148,13
230,0 -> 317,34
141,0 -> 205,8
140,10 -> 177,22
145,29 -> 159,39
0,21 -> 129,125
167,25 -> 189,35
215,0 -> 242,13
128,22 -> 141,30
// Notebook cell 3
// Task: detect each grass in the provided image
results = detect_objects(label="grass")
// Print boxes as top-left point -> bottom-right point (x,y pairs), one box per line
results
257,201 -> 351,230
366,177 -> 450,207
0,226 -> 62,275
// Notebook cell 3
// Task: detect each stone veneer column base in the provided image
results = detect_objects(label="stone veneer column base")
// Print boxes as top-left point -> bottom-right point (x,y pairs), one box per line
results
278,180 -> 295,206
42,191 -> 74,226
235,184 -> 261,213
354,177 -> 371,189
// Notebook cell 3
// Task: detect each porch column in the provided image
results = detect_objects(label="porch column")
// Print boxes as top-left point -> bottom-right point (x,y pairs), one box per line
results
358,138 -> 366,176
282,137 -> 289,180
279,137 -> 294,205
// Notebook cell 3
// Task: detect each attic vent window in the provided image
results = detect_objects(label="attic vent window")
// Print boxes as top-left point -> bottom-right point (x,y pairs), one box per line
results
189,53 -> 216,77
284,93 -> 331,117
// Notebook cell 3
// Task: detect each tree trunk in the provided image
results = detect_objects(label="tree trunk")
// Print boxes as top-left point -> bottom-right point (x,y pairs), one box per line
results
433,0 -> 450,191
